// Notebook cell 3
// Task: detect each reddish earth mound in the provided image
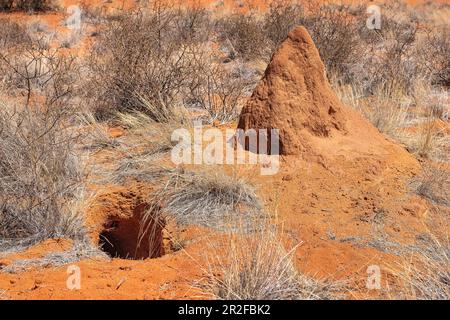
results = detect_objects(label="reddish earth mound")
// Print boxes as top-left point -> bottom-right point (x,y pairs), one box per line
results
238,26 -> 348,155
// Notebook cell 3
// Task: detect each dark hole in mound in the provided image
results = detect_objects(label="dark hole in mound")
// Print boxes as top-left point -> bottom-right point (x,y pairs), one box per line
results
99,203 -> 165,260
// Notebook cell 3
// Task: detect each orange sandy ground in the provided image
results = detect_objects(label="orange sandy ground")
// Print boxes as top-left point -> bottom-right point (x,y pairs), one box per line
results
0,0 -> 448,300
1,118 -> 442,299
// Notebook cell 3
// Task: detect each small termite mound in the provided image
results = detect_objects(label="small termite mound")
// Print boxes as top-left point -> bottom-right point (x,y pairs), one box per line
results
98,203 -> 165,260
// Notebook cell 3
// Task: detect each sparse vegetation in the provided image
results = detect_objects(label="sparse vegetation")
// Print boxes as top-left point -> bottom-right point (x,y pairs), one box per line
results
0,0 -> 56,12
216,12 -> 268,61
410,163 -> 449,206
387,230 -> 449,300
85,7 -> 210,121
303,5 -> 362,80
263,0 -> 303,49
114,165 -> 264,231
0,18 -> 31,50
203,224 -> 345,300
0,0 -> 448,301
0,100 -> 88,252
150,168 -> 262,227
0,31 -> 89,253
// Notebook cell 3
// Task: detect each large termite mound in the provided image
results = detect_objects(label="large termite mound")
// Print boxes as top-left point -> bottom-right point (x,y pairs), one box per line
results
237,26 -> 348,155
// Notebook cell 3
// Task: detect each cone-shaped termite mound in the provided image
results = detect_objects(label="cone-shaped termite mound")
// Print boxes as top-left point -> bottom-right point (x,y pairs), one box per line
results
237,26 -> 348,155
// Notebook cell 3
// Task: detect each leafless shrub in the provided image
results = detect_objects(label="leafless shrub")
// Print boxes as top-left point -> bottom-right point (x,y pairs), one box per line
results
58,32 -> 81,49
351,3 -> 430,97
86,4 -> 251,123
216,12 -> 269,61
302,5 -> 361,80
300,2 -> 439,99
0,20 -> 28,91
263,0 -> 304,49
0,39 -> 79,108
0,0 -> 13,11
0,101 -> 87,252
419,27 -> 450,86
28,19 -> 51,34
86,7 -> 210,121
186,53 -> 249,123
77,2 -> 108,26
0,36 -> 87,252
0,18 -> 31,54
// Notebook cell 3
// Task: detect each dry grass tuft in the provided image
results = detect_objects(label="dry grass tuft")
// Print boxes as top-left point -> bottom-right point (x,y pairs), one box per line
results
334,80 -> 409,138
334,79 -> 448,162
77,111 -> 120,152
202,223 -> 345,300
410,163 -> 449,207
1,239 -> 105,273
144,167 -> 263,229
387,231 -> 449,300
104,110 -> 183,185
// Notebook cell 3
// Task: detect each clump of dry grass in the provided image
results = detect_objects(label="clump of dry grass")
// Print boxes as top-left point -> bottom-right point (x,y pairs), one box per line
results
202,223 -> 345,300
334,80 -> 410,137
144,167 -> 263,229
109,147 -> 174,185
410,163 -> 449,207
364,93 -> 410,138
410,117 -> 444,160
395,84 -> 449,160
77,111 -> 120,152
164,169 -> 262,226
104,108 -> 185,185
109,164 -> 264,259
1,239 -> 105,273
117,96 -> 190,128
387,231 -> 449,300
110,161 -> 265,258
334,78 -> 448,163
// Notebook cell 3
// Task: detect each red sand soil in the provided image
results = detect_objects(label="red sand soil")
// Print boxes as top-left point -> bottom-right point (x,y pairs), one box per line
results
0,0 -> 448,300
